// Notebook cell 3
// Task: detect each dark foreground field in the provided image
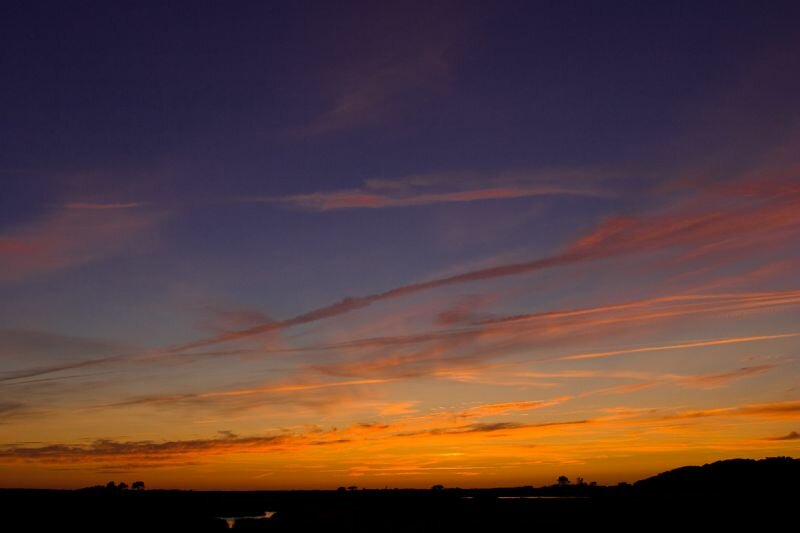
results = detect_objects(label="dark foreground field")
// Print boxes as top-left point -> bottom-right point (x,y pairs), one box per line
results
3,457 -> 798,532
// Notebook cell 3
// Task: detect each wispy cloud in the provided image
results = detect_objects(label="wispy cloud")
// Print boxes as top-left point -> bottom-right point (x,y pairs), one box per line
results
241,172 -> 604,211
0,402 -> 30,423
659,401 -> 800,422
456,397 -> 573,418
109,378 -> 393,409
170,175 -> 800,353
0,356 -> 125,383
397,419 -> 591,438
304,292 -> 800,379
63,202 -> 146,210
6,287 -> 798,388
301,12 -> 457,135
675,365 -> 774,388
454,422 -> 528,433
306,51 -> 448,134
0,206 -> 163,283
0,328 -> 127,361
0,434 -> 293,465
454,365 -> 777,392
0,328 -> 133,383
765,431 -> 800,441
559,333 -> 800,361
3,399 -> 798,469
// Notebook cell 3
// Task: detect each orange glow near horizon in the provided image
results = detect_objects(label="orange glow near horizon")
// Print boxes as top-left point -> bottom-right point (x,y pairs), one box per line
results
2,7 -> 800,491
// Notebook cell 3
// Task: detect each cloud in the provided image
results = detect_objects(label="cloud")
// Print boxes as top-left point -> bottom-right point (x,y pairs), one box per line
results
174,285 -> 800,360
305,295 -> 799,379
663,401 -> 800,421
378,401 -> 418,416
586,382 -> 659,396
0,206 -> 163,283
306,53 -> 446,134
456,422 -> 527,433
570,366 -> 775,395
475,291 -> 800,327
766,431 -> 800,441
63,202 -> 146,210
400,419 -> 591,438
242,172 -> 603,211
192,305 -> 276,334
169,176 -> 800,353
109,378 -> 393,409
676,365 -> 774,388
0,402 -> 28,421
4,398 -> 795,469
559,334 -> 799,361
301,13 -> 456,135
456,397 -> 573,418
0,328 -> 129,362
435,294 -> 496,326
448,365 -> 776,393
93,461 -> 204,473
366,291 -> 800,347
8,287 -> 799,386
0,355 -> 127,383
0,434 -> 293,465
0,401 -> 53,425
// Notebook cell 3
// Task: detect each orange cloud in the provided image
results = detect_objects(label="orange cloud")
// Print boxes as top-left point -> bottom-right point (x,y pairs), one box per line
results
675,365 -> 774,388
766,431 -> 800,441
559,333 -> 799,361
4,398 -> 797,476
449,365 -> 776,392
109,377 -> 393,409
0,433 -> 313,466
456,397 -> 573,418
662,401 -> 800,421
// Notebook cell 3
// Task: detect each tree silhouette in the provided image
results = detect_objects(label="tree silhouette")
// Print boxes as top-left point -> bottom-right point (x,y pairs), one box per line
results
132,481 -> 145,491
557,475 -> 570,486
106,481 -> 117,491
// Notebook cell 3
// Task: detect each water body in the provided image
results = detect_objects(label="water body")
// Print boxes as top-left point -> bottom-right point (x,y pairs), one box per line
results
461,496 -> 589,500
497,496 -> 590,500
217,511 -> 275,528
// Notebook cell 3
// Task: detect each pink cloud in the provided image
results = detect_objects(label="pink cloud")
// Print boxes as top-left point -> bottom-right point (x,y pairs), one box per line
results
63,202 -> 146,210
240,170 -> 607,211
0,206 -> 163,283
174,175 -> 800,353
257,184 -> 600,211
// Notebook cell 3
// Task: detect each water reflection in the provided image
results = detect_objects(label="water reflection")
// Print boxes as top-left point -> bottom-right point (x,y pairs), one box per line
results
217,511 -> 275,528
497,496 -> 589,499
461,496 -> 589,500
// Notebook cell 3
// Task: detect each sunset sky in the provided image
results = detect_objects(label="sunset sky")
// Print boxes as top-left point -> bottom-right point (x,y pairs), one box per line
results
1,1 -> 799,490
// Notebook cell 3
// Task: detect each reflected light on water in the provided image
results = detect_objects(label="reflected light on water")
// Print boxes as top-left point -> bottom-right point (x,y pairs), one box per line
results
217,511 -> 276,528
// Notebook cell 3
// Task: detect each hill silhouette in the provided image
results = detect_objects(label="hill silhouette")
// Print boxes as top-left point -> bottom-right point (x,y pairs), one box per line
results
1,457 -> 797,532
634,456 -> 799,493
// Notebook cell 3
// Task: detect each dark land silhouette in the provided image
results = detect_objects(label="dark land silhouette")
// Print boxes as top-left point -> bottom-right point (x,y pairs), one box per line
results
2,457 -> 798,532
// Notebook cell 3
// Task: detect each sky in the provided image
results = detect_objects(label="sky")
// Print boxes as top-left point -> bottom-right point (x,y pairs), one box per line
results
1,1 -> 799,490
